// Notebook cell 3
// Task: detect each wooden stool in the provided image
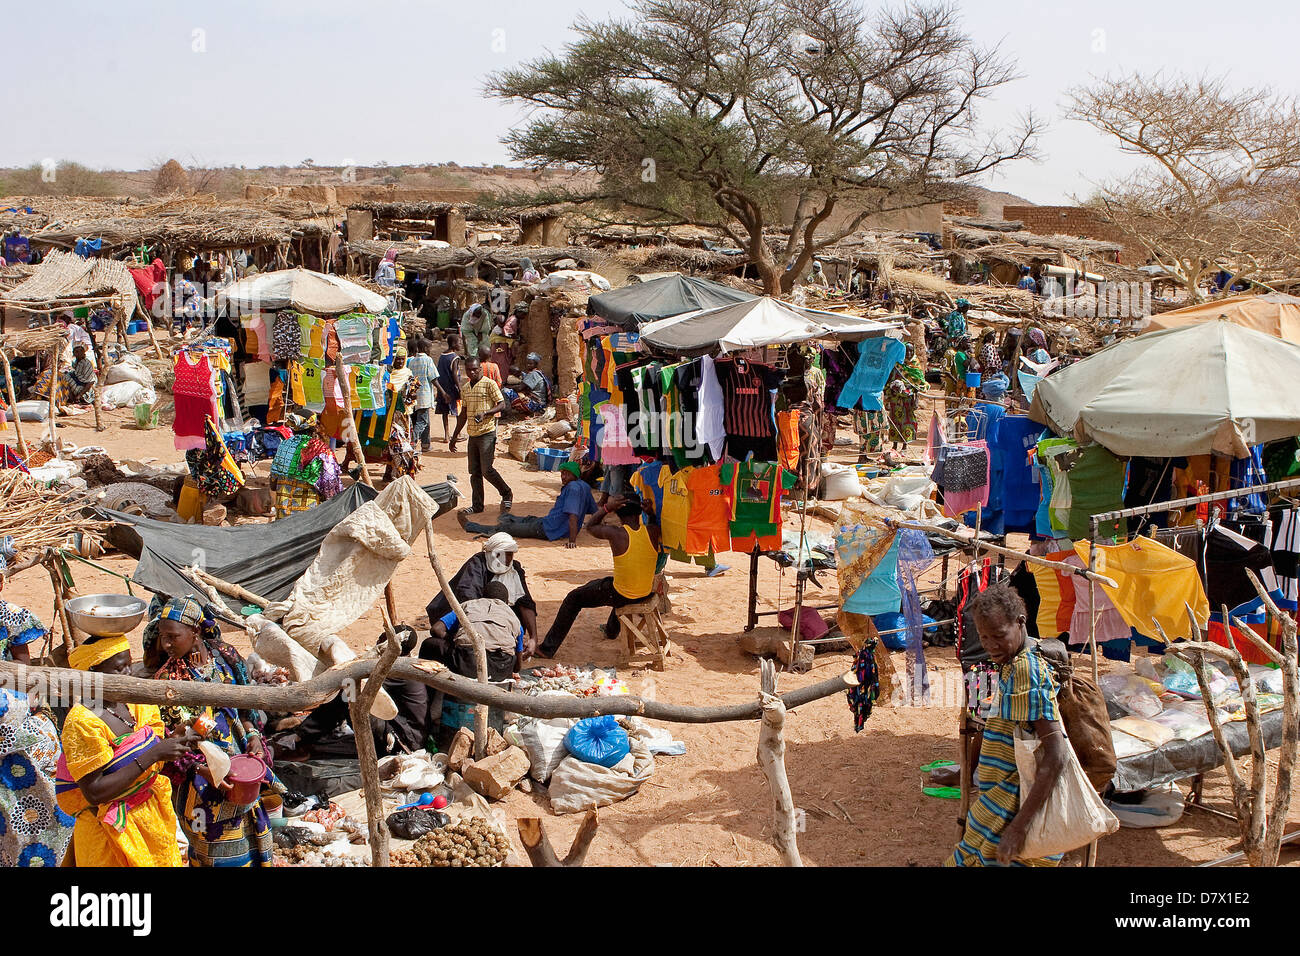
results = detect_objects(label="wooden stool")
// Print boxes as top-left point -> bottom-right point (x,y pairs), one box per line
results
617,600 -> 668,671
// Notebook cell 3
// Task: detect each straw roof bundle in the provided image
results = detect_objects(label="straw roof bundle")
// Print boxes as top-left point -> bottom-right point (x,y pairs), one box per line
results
346,240 -> 596,273
1,251 -> 140,316
30,196 -> 336,252
0,472 -> 108,552
0,325 -> 69,356
348,200 -> 497,222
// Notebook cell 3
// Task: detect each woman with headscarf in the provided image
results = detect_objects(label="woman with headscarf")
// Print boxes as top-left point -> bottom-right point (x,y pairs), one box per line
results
148,596 -> 279,867
940,336 -> 971,398
884,343 -> 926,449
382,349 -> 421,481
518,257 -> 540,285
424,533 -> 539,653
57,636 -> 191,867
375,248 -> 399,288
460,302 -> 493,358
1024,327 -> 1051,366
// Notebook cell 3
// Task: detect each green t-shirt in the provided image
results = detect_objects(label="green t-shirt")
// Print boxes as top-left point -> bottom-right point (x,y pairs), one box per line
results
719,461 -> 796,534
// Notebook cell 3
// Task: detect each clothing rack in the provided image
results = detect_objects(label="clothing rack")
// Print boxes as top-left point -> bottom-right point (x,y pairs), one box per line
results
1086,477 -> 1300,860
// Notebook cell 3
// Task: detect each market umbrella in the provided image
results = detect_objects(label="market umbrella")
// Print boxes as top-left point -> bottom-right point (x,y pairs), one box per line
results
638,296 -> 900,353
216,268 -> 388,316
1144,292 -> 1300,344
1028,319 -> 1300,458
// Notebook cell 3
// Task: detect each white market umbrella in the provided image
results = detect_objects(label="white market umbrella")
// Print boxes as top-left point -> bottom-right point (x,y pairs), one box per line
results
216,268 -> 388,316
639,296 -> 900,353
1028,319 -> 1300,458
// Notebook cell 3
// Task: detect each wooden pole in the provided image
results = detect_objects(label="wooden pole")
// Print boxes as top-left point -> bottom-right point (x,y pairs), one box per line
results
895,522 -> 1119,588
191,567 -> 268,610
0,349 -> 28,458
348,603 -> 403,867
46,346 -> 59,459
0,656 -> 857,724
423,518 -> 491,759
757,658 -> 803,866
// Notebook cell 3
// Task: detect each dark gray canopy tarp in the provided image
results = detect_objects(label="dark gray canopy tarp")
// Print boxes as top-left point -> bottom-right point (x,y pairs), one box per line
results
588,274 -> 756,327
102,480 -> 458,613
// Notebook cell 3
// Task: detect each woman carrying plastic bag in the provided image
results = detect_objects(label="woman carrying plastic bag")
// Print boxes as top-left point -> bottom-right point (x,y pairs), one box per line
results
946,583 -> 1116,866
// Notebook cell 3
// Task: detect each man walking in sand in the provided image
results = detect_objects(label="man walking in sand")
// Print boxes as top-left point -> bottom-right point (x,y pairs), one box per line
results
462,357 -> 513,515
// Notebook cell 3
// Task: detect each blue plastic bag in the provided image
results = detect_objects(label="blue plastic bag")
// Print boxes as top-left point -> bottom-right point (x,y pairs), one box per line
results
564,715 -> 631,768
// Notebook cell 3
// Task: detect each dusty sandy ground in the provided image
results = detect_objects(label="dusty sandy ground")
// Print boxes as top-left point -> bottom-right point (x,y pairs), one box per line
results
10,396 -> 1298,867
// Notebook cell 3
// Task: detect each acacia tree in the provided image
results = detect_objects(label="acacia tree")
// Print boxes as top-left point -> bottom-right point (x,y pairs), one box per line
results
487,0 -> 1038,294
1069,74 -> 1300,299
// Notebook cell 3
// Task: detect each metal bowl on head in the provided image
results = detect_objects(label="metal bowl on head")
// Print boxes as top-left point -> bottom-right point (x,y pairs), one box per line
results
65,593 -> 149,638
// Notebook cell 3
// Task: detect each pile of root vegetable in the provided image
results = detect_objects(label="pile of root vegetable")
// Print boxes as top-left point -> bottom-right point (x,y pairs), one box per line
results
390,818 -> 510,867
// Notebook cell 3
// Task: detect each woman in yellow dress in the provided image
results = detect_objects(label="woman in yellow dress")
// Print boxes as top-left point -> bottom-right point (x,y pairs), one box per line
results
56,636 -> 194,867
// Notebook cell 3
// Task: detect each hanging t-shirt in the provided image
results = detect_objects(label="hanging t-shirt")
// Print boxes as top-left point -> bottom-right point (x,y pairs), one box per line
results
597,405 -> 639,465
996,417 -> 1046,529
242,361 -> 272,407
719,460 -> 796,537
715,358 -> 779,439
836,336 -> 906,411
1072,538 -> 1209,642
697,355 -> 726,462
271,312 -> 299,361
301,359 -> 327,412
289,362 -> 306,407
241,315 -> 271,362
658,466 -> 694,552
684,464 -> 732,555
630,462 -> 667,517
670,360 -> 708,468
173,351 -> 218,452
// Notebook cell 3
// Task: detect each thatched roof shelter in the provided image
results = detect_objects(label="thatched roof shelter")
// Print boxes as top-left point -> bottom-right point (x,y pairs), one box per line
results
346,239 -> 597,274
1,250 -> 140,317
347,200 -> 498,223
29,196 -> 337,254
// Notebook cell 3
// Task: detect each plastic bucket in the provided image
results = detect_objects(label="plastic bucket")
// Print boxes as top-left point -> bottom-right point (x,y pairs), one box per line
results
964,371 -> 981,388
535,447 -> 566,472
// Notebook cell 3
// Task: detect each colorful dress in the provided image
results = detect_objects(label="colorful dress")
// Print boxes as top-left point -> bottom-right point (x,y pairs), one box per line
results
948,644 -> 1062,868
0,689 -> 74,866
156,639 -> 277,867
0,600 -> 46,660
57,703 -> 183,867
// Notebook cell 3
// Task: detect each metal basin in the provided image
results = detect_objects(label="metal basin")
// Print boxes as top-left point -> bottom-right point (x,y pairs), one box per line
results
65,593 -> 148,637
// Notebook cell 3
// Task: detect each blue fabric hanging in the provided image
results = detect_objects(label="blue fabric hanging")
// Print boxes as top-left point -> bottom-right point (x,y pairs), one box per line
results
896,528 -> 933,705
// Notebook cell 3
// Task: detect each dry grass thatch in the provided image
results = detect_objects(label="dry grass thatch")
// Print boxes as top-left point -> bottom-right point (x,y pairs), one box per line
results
348,200 -> 499,222
346,239 -> 596,273
29,195 -> 337,252
1,250 -> 140,315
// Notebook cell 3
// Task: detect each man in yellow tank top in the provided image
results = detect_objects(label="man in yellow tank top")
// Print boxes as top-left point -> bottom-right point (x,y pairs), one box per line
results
533,495 -> 659,659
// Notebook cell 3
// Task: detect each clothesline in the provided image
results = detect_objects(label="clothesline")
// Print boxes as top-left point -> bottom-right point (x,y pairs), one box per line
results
1088,477 -> 1300,533
891,521 -> 1119,587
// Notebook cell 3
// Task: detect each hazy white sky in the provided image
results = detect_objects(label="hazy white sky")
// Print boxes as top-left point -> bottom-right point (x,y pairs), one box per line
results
2,0 -> 1292,203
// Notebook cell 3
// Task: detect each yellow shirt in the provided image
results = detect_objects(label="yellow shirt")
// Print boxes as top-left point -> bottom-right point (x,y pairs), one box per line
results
464,377 -> 505,437
1072,538 -> 1209,642
657,466 -> 693,553
58,703 -> 183,868
613,522 -> 657,599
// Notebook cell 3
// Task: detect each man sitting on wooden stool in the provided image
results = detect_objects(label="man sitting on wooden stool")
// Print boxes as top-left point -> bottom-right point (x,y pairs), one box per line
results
531,494 -> 659,660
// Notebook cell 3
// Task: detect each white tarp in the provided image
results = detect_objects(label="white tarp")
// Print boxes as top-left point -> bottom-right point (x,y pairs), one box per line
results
639,296 -> 900,353
216,268 -> 388,316
1028,320 -> 1300,458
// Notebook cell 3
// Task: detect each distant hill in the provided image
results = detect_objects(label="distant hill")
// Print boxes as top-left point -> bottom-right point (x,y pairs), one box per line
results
0,161 -> 1034,219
